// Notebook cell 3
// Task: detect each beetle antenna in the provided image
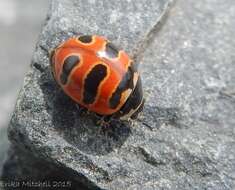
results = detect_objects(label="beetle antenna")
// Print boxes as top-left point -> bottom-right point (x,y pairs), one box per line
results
136,118 -> 153,131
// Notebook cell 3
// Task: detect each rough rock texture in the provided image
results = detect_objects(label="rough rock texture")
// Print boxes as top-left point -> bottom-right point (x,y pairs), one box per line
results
2,0 -> 235,189
0,128 -> 9,177
39,0 -> 172,62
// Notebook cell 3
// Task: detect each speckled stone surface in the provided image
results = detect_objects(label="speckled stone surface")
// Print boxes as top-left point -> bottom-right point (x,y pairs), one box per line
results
0,128 -> 8,177
2,0 -> 235,189
39,0 -> 172,61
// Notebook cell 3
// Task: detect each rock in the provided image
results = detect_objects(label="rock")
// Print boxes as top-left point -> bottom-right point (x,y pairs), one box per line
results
2,0 -> 235,189
0,128 -> 9,177
39,0 -> 173,62
139,0 -> 235,189
1,0 -> 175,189
1,145 -> 87,190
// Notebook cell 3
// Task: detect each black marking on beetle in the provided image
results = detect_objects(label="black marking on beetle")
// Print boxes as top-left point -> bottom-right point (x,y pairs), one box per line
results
116,77 -> 144,119
78,35 -> 93,43
109,66 -> 135,109
105,42 -> 119,58
83,64 -> 107,104
60,55 -> 80,85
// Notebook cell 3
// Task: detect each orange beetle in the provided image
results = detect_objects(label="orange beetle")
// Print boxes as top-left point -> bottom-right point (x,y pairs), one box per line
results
50,35 -> 144,120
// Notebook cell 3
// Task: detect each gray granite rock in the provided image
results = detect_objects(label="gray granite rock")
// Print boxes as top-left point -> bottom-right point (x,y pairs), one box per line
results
1,145 -> 87,190
139,0 -> 235,189
0,128 -> 9,178
3,0 -> 235,189
2,0 -> 174,189
39,0 -> 173,62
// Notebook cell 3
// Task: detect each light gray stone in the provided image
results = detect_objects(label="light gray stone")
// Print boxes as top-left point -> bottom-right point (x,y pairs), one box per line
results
138,0 -> 235,189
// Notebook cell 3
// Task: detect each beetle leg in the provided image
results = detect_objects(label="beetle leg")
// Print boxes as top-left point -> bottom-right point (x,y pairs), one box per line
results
136,118 -> 153,131
75,104 -> 89,116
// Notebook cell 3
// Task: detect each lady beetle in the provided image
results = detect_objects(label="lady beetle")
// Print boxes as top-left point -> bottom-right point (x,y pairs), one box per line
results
50,35 -> 144,120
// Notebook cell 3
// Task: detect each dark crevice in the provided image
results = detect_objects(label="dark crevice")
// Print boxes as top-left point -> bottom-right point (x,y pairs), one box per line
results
138,105 -> 186,130
138,147 -> 166,167
132,146 -> 166,168
32,62 -> 45,73
31,45 -> 50,73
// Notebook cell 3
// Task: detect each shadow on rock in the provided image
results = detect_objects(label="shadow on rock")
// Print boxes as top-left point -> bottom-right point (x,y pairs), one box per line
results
1,146 -> 90,190
138,104 -> 185,129
38,67 -> 131,156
